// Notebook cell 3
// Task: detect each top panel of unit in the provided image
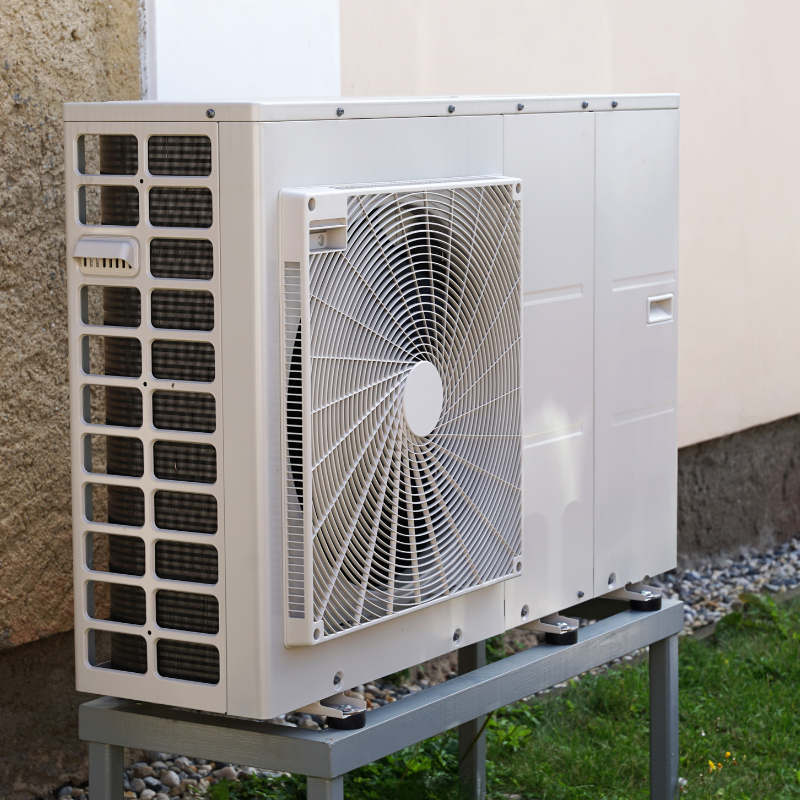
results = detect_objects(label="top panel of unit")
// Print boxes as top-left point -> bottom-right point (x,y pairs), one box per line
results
64,94 -> 679,123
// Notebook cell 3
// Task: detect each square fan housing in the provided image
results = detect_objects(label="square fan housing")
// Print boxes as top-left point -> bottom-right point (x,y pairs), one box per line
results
64,95 -> 679,720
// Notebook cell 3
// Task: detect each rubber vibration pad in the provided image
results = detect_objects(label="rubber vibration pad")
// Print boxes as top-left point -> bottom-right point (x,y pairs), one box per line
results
630,596 -> 662,612
544,628 -> 578,646
327,711 -> 367,730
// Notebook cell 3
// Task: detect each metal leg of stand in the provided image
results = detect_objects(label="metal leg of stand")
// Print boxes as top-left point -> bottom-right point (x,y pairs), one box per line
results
307,775 -> 344,800
650,634 -> 679,800
458,640 -> 487,800
88,741 -> 124,800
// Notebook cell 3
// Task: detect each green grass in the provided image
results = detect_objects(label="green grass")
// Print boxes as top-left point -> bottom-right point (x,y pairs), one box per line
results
207,594 -> 800,800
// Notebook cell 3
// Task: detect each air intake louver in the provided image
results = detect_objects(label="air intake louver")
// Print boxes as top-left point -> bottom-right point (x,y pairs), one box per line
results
92,133 -> 220,681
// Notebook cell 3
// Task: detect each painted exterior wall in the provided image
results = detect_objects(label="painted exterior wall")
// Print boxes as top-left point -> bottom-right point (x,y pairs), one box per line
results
340,0 -> 800,448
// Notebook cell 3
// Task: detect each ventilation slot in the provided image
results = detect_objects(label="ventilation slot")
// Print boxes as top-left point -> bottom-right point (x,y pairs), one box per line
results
106,486 -> 145,528
151,290 -> 214,331
80,257 -> 135,274
105,631 -> 147,674
100,186 -> 140,227
149,188 -> 212,229
101,336 -> 142,378
99,135 -> 138,175
150,239 -> 213,281
105,436 -> 144,477
152,340 -> 215,382
157,640 -> 219,684
148,136 -> 212,176
153,441 -> 217,484
102,387 -> 143,427
283,261 -> 305,620
106,534 -> 145,576
156,590 -> 219,634
153,391 -> 216,433
154,491 -> 217,534
155,540 -> 218,583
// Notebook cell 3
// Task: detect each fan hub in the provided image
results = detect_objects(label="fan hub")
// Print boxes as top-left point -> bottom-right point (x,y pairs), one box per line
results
403,361 -> 444,438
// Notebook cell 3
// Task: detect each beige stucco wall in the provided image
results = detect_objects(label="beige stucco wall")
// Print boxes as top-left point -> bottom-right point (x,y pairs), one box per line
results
0,0 -> 140,649
340,0 -> 800,448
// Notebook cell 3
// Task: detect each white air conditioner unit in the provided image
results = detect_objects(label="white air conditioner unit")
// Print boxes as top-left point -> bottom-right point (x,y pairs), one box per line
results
65,95 -> 679,723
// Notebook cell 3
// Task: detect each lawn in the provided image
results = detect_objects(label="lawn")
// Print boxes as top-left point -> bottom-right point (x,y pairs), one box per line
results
208,593 -> 800,800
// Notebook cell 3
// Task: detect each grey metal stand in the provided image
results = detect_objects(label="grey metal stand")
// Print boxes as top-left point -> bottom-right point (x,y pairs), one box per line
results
80,599 -> 682,800
458,641 -> 487,800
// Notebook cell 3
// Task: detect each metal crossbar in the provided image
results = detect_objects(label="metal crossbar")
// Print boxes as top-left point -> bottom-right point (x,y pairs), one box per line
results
81,598 -> 682,800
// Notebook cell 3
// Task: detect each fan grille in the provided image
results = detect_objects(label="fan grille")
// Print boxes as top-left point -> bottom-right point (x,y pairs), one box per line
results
286,181 -> 522,639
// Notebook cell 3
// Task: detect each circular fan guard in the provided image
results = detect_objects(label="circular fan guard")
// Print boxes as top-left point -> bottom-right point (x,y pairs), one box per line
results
291,183 -> 522,636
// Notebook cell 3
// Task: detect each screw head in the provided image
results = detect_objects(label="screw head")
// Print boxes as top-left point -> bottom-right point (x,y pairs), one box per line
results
577,590 -> 585,598
333,674 -> 341,685
521,605 -> 529,618
317,234 -> 325,246
448,105 -> 455,114
206,108 -> 215,118
582,101 -> 589,109
336,107 -> 344,117
611,100 -> 619,108
453,629 -> 461,642
608,574 -> 615,585
517,103 -> 524,111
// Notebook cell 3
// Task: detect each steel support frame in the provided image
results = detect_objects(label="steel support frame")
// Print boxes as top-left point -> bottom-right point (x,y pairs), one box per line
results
81,599 -> 682,800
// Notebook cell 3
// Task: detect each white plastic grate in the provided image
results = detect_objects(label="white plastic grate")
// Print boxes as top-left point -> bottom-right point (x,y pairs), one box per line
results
287,180 -> 523,640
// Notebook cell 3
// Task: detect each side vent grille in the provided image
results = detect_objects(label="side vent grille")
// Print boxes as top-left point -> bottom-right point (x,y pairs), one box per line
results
150,239 -> 213,280
156,640 -> 219,684
149,188 -> 213,229
82,133 -> 222,685
148,136 -> 212,176
283,262 -> 305,619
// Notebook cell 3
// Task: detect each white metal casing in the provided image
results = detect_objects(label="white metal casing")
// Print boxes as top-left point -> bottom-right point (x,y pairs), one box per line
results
64,95 -> 678,720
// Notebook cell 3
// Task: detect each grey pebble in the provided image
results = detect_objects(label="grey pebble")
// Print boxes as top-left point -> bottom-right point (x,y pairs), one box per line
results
160,770 -> 180,789
130,778 -> 146,793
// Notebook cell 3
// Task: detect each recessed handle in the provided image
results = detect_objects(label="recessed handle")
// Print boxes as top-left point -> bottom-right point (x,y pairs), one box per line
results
647,293 -> 673,324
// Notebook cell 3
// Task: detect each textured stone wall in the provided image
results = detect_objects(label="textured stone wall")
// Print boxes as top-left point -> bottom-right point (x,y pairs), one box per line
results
0,0 -> 140,649
678,414 -> 800,568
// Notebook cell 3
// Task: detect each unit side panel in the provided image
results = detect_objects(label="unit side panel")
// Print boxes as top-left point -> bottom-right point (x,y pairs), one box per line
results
502,112 -> 595,625
218,122 -> 268,715
254,115 -> 507,720
66,120 -> 226,712
594,110 -> 679,596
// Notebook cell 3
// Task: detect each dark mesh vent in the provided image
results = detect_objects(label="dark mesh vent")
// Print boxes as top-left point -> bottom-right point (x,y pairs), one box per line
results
100,186 -> 140,227
109,583 -> 146,625
157,639 -> 219,684
154,491 -> 218,534
153,391 -> 216,433
155,540 -> 218,584
106,436 -> 144,477
150,239 -> 213,281
99,135 -> 138,175
148,136 -> 212,176
104,337 -> 142,378
154,441 -> 217,484
105,388 -> 143,427
149,188 -> 212,229
107,486 -> 145,528
151,290 -> 214,331
102,287 -> 141,327
110,632 -> 147,674
152,340 -> 215,382
107,534 -> 145,576
156,590 -> 219,634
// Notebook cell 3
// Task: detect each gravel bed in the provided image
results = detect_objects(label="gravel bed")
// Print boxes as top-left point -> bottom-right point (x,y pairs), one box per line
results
49,537 -> 800,798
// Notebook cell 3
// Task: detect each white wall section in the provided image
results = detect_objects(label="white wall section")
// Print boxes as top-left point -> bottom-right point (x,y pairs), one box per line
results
142,0 -> 340,101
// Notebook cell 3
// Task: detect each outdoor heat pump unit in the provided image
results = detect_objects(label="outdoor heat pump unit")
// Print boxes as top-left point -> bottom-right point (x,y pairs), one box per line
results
65,95 -> 679,722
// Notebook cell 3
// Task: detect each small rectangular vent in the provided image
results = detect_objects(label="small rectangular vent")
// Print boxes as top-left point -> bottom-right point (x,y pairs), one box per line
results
157,639 -> 219,684
154,491 -> 218,534
150,239 -> 213,280
79,257 -> 135,275
151,290 -> 214,331
283,262 -> 305,620
153,391 -> 216,433
148,136 -> 212,176
151,340 -> 215,382
155,540 -> 218,583
149,188 -> 212,229
89,629 -> 147,674
153,440 -> 217,484
156,590 -> 219,634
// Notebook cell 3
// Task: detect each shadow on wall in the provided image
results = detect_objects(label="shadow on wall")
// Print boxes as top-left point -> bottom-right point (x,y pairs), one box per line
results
678,413 -> 800,568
